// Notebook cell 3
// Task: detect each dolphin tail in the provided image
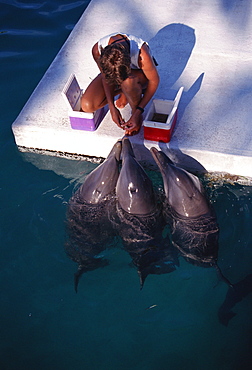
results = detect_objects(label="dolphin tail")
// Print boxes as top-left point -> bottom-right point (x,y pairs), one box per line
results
214,263 -> 233,288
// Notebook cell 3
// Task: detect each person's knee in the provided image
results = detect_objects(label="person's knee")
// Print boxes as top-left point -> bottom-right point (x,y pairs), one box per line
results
81,96 -> 95,113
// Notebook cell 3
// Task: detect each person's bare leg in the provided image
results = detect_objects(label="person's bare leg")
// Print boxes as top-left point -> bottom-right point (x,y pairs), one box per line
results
81,69 -> 146,113
81,73 -> 123,112
115,93 -> 128,109
120,70 -> 148,135
121,70 -> 147,111
81,74 -> 107,112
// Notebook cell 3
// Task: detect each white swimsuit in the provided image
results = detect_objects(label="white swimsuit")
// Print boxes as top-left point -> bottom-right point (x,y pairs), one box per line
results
97,32 -> 148,69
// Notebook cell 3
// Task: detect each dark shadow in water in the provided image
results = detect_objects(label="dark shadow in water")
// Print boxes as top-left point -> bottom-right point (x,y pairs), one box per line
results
218,273 -> 252,326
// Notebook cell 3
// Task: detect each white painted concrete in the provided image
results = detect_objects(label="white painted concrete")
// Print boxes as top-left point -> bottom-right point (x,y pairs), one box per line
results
12,0 -> 252,178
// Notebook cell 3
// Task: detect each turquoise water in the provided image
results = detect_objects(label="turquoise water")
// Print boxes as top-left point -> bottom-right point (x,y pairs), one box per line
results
1,1 -> 252,369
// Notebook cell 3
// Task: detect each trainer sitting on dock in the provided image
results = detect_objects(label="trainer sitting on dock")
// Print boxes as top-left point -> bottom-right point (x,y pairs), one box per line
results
81,32 -> 159,136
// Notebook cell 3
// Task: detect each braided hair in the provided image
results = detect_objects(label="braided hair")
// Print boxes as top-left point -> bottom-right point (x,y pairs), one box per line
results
99,43 -> 131,85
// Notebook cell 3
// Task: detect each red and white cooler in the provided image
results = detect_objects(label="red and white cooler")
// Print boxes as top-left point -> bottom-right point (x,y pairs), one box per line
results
143,87 -> 184,143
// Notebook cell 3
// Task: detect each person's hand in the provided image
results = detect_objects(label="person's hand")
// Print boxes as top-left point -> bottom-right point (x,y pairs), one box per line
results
121,110 -> 143,136
110,106 -> 125,128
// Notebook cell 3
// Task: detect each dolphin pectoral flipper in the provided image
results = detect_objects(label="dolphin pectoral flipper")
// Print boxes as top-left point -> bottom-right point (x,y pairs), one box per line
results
138,258 -> 177,290
74,266 -> 85,293
74,258 -> 110,293
138,270 -> 147,291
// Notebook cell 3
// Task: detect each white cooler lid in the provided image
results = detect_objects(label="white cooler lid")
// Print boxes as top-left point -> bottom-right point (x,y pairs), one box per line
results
62,74 -> 82,111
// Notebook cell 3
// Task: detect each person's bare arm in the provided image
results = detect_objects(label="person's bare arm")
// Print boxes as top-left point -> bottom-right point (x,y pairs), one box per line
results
124,44 -> 159,135
92,43 -> 124,127
137,44 -> 160,109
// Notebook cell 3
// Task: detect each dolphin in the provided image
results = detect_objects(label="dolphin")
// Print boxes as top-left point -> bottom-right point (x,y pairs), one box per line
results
115,138 -> 177,288
150,147 -> 232,286
65,140 -> 122,292
151,148 -> 210,219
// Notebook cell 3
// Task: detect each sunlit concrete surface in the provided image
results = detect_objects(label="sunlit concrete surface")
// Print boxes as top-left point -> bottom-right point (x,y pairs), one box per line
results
12,0 -> 252,178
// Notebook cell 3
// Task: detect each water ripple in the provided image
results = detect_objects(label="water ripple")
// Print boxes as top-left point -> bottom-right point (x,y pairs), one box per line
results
0,51 -> 22,58
39,1 -> 87,15
0,0 -> 46,9
1,29 -> 50,36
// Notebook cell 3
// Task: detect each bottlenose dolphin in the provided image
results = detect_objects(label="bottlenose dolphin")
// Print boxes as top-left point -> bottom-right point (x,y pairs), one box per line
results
150,147 -> 232,286
115,138 -> 177,288
65,140 -> 122,292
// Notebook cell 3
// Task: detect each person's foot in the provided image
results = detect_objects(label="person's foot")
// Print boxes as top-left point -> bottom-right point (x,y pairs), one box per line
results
115,93 -> 128,109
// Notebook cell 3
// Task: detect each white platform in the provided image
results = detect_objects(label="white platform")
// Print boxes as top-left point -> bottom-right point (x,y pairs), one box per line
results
12,0 -> 252,178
